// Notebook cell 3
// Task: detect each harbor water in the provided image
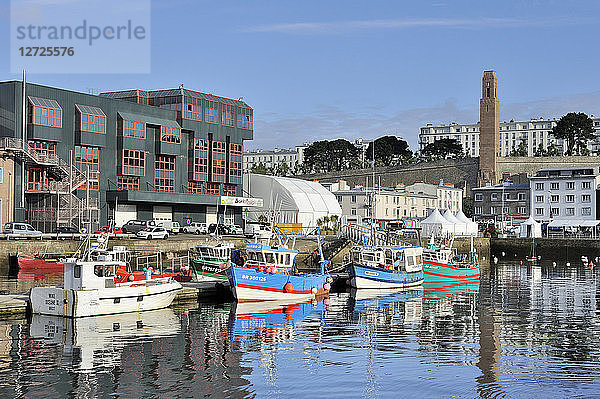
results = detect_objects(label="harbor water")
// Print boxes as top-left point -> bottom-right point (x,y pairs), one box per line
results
0,258 -> 599,398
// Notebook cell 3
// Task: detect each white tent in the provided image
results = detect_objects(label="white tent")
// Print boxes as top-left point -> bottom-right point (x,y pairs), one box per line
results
442,209 -> 466,235
455,210 -> 479,236
243,174 -> 342,227
519,216 -> 542,238
421,209 -> 454,237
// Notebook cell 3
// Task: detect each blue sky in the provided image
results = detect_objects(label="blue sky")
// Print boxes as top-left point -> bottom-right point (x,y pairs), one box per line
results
2,0 -> 600,151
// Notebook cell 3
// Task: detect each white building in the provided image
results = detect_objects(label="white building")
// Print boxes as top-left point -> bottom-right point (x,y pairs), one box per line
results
405,182 -> 463,212
243,146 -> 307,174
419,117 -> 600,157
529,167 -> 600,223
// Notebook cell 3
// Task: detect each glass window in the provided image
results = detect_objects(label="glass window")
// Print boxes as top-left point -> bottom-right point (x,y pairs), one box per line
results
474,194 -> 482,201
122,149 -> 145,176
229,143 -> 242,185
211,141 -> 226,183
123,120 -> 145,139
155,155 -> 175,192
75,145 -> 100,190
535,183 -> 544,190
237,107 -> 253,130
160,126 -> 181,143
29,97 -> 62,127
76,105 -> 106,133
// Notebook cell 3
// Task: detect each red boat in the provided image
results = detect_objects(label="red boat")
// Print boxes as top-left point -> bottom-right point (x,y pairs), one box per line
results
17,252 -> 71,274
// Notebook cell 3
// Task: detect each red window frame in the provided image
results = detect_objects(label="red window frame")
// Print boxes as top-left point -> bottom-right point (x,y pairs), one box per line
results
123,120 -> 145,139
160,126 -> 181,143
182,96 -> 202,120
222,104 -> 234,126
155,154 -> 175,192
190,138 -> 208,181
204,100 -> 219,124
122,149 -> 145,176
117,176 -> 140,191
75,145 -> 100,190
29,97 -> 62,128
223,184 -> 236,196
211,141 -> 226,183
188,181 -> 204,194
26,167 -> 55,192
28,140 -> 56,162
237,107 -> 253,130
229,143 -> 242,185
206,182 -> 220,196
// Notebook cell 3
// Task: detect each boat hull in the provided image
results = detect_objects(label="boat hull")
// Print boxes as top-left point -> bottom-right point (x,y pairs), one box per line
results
190,259 -> 228,282
30,280 -> 182,318
423,260 -> 480,283
18,253 -> 64,274
348,263 -> 424,289
226,266 -> 329,302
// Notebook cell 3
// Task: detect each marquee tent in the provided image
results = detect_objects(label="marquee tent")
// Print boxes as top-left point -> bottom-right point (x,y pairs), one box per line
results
442,209 -> 466,235
519,216 -> 542,238
455,210 -> 479,236
421,209 -> 455,237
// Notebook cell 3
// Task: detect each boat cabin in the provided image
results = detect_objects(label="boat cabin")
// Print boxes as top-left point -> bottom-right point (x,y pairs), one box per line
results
193,243 -> 233,260
349,245 -> 423,273
63,255 -> 126,290
243,243 -> 298,270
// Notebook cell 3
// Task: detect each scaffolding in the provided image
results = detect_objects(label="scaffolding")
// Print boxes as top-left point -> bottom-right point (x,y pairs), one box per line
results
0,137 -> 100,232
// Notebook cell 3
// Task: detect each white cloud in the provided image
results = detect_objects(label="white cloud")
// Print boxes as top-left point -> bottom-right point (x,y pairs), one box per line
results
249,91 -> 600,151
242,16 -> 589,34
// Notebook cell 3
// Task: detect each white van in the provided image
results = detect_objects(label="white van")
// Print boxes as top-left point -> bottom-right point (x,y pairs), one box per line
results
157,220 -> 180,234
244,223 -> 272,239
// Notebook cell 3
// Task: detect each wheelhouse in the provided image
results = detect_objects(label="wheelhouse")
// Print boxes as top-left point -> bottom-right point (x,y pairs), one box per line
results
243,243 -> 298,270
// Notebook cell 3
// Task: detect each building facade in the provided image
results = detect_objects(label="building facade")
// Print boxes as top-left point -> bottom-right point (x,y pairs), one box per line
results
0,81 -> 253,231
472,182 -> 530,225
529,167 -> 600,223
243,145 -> 306,174
419,117 -> 600,158
404,182 -> 463,212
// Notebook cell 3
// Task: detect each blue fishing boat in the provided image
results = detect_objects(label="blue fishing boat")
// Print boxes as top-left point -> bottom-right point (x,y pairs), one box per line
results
345,244 -> 424,289
226,227 -> 332,302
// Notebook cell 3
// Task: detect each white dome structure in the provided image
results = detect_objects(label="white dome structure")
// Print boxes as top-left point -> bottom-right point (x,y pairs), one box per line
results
455,210 -> 479,236
243,174 -> 342,227
442,209 -> 466,235
421,209 -> 454,237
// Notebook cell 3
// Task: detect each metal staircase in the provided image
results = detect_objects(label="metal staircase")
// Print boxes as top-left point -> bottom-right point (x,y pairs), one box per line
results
0,137 -> 99,229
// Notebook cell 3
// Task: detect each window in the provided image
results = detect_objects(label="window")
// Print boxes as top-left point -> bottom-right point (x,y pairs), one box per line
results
229,143 -> 242,184
582,181 -> 591,189
535,208 -> 544,216
474,193 -> 483,201
351,208 -> 357,216
29,97 -> 62,127
116,176 -> 139,191
123,119 -> 145,139
188,181 -> 204,194
222,103 -> 234,126
182,96 -> 201,120
204,100 -> 219,124
190,138 -> 208,182
223,184 -> 236,196
28,140 -> 56,160
491,193 -> 498,201
503,193 -> 510,201
474,206 -> 482,214
0,167 -> 3,184
566,195 -> 575,203
122,149 -> 145,176
76,105 -> 106,133
27,167 -> 54,191
582,207 -> 592,216
517,193 -> 526,201
550,195 -> 559,203
566,208 -> 575,216
491,207 -> 497,215
551,207 -> 559,216
75,146 -> 100,190
535,183 -> 544,190
550,182 -> 559,190
566,181 -> 575,190
155,155 -> 175,192
351,195 -> 357,203
206,182 -> 220,195
160,126 -> 181,143
211,141 -> 226,183
582,194 -> 591,203
503,207 -> 509,214
237,107 -> 253,129
518,207 -> 527,214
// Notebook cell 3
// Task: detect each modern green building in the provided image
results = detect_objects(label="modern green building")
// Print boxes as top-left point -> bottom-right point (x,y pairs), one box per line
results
0,80 -> 253,232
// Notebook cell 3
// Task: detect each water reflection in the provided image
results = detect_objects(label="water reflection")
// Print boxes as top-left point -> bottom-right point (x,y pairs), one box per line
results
0,260 -> 599,397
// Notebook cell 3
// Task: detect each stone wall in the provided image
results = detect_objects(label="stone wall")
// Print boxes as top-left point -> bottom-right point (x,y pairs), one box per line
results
497,156 -> 600,177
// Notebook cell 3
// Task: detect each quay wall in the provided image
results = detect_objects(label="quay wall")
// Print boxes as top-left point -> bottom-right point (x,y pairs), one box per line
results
491,238 -> 600,260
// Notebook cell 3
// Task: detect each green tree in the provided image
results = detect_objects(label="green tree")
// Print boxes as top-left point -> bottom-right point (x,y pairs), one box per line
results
551,112 -> 595,156
366,136 -> 413,166
509,141 -> 528,157
547,143 -> 560,156
251,162 -> 269,175
534,143 -> 547,157
276,161 -> 290,176
303,139 -> 360,173
420,138 -> 463,160
462,197 -> 473,218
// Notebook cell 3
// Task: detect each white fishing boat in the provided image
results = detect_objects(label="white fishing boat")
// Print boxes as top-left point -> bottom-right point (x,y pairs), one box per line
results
29,240 -> 182,317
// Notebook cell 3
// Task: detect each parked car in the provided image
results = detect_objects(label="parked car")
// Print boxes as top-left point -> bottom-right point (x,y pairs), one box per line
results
136,226 -> 169,240
227,224 -> 243,235
157,220 -> 180,235
208,223 -> 231,235
121,220 -> 156,234
94,226 -> 124,235
244,222 -> 272,239
54,226 -> 82,240
182,222 -> 207,235
3,222 -> 43,240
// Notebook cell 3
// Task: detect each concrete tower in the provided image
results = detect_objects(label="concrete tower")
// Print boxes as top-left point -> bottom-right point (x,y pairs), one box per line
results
478,70 -> 499,186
